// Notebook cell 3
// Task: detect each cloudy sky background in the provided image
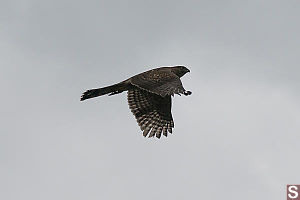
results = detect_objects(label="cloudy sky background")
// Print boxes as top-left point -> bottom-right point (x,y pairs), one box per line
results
1,0 -> 300,199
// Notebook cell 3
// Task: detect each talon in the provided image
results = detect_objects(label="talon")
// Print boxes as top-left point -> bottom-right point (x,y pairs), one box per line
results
184,91 -> 192,96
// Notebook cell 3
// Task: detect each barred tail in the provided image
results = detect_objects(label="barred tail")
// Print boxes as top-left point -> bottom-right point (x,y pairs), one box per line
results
80,81 -> 129,101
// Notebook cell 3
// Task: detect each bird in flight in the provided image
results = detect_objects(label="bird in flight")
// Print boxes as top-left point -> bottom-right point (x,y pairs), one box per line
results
80,66 -> 191,138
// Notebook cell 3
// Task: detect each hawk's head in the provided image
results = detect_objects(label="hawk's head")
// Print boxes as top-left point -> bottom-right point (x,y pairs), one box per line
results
171,66 -> 190,77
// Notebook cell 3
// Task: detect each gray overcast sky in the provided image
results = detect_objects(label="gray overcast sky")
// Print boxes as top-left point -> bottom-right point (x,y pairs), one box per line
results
1,0 -> 300,199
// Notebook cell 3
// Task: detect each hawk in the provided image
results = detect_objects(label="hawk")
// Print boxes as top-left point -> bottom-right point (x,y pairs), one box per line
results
80,66 -> 191,138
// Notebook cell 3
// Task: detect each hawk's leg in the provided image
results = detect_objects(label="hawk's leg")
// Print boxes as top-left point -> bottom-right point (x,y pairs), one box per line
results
184,91 -> 192,96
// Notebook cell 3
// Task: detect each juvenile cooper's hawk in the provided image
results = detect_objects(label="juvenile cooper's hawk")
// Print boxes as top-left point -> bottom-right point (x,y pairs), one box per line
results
80,66 -> 191,138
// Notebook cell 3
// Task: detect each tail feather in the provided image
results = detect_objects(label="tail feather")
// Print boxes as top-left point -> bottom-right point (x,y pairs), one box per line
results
80,81 -> 129,101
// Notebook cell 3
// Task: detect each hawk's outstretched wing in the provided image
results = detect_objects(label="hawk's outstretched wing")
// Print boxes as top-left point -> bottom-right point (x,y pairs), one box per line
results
127,88 -> 174,138
130,70 -> 185,97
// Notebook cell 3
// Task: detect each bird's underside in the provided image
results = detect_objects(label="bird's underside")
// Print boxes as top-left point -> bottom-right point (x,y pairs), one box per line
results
80,66 -> 191,138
